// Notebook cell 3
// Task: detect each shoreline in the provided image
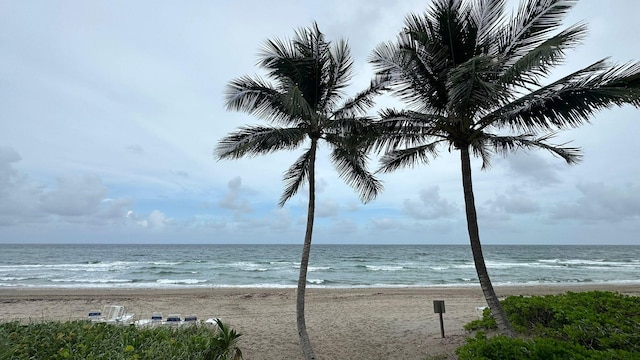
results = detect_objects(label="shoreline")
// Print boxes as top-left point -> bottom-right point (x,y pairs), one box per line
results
1,281 -> 639,295
2,284 -> 639,359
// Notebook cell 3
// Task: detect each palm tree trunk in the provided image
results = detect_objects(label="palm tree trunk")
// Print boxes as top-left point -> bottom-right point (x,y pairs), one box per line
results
297,139 -> 317,360
460,146 -> 516,337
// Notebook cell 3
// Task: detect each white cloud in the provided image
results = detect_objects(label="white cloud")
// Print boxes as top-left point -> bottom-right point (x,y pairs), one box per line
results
403,186 -> 458,220
484,191 -> 540,215
550,182 -> 640,222
503,152 -> 563,186
218,176 -> 253,213
316,200 -> 341,218
40,176 -> 108,216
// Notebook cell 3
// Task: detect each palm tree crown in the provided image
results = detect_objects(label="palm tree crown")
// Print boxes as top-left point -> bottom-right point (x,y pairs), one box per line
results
369,0 -> 640,336
218,22 -> 384,205
371,0 -> 640,165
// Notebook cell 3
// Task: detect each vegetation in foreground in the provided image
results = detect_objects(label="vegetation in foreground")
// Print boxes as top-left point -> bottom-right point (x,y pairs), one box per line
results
457,291 -> 640,359
0,319 -> 242,360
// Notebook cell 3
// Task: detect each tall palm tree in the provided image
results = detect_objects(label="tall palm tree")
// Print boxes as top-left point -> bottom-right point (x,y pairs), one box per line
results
370,0 -> 640,336
216,23 -> 384,359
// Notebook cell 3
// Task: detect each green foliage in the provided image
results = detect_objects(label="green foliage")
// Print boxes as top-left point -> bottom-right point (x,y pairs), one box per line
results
458,291 -> 640,359
0,320 -> 243,360
464,307 -> 495,331
456,332 -> 640,360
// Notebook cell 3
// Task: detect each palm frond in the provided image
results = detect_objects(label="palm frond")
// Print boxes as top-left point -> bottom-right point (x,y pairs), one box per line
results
330,144 -> 383,204
370,31 -> 450,113
322,38 -> 353,110
333,73 -> 390,118
279,149 -> 313,207
225,76 -> 295,125
483,132 -> 582,164
377,141 -> 442,174
447,54 -> 507,119
469,139 -> 495,169
216,126 -> 306,160
499,0 -> 578,66
373,109 -> 451,153
258,36 -> 310,89
471,0 -> 507,48
483,60 -> 640,131
283,85 -> 316,123
498,23 -> 587,91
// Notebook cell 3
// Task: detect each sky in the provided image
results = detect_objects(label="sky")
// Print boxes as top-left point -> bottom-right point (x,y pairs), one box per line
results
1,0 -> 639,245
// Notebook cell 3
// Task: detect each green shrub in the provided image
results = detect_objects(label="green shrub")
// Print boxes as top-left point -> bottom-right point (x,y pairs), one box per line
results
456,332 -> 640,360
458,291 -> 640,359
0,320 -> 242,360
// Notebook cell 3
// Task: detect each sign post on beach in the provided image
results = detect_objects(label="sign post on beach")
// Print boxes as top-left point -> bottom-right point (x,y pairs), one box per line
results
433,300 -> 446,338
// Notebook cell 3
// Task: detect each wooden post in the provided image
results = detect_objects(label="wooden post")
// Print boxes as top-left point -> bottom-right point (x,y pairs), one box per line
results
433,300 -> 445,338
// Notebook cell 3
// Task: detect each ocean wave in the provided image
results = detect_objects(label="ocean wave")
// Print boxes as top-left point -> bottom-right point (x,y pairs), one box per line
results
149,261 -> 182,266
154,270 -> 200,275
365,265 -> 405,271
308,266 -> 332,272
49,278 -> 132,283
156,279 -> 208,285
228,262 -> 270,272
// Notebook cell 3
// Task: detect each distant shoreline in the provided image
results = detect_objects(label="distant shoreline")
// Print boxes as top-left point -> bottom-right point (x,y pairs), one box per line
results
2,280 -> 640,292
2,282 -> 639,295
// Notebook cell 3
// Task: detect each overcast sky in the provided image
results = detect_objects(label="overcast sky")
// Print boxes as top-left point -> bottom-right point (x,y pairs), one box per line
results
1,0 -> 639,245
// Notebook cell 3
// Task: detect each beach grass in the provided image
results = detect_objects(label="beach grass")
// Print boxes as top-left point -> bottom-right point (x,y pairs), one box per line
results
0,319 -> 242,360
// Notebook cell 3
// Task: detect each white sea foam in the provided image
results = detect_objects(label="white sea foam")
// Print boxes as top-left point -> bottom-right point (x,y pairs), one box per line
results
308,266 -> 331,272
156,279 -> 208,285
366,265 -> 405,271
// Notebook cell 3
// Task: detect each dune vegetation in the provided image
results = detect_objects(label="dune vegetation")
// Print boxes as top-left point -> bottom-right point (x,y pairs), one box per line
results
458,291 -> 640,359
0,319 -> 242,360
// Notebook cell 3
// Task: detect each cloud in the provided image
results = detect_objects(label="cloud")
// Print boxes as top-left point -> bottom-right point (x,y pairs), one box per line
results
0,147 -> 134,226
484,191 -> 540,215
40,176 -> 108,216
370,217 -> 401,231
0,147 -> 44,225
317,200 -> 340,218
126,144 -> 144,155
329,217 -> 358,234
550,182 -> 640,222
503,152 -> 564,186
218,176 -> 253,213
403,186 -> 457,220
129,209 -> 172,229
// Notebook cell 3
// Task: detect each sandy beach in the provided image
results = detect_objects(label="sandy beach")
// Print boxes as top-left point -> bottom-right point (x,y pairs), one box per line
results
1,284 -> 639,359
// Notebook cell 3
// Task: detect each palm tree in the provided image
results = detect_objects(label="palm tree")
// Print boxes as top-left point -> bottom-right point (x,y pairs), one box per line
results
369,0 -> 640,336
216,23 -> 384,359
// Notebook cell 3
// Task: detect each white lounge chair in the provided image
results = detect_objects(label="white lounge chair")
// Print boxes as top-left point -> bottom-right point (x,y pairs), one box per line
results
135,313 -> 199,327
89,305 -> 134,324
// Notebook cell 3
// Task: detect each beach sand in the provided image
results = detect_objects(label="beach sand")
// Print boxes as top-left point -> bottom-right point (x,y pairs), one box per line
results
1,284 -> 639,360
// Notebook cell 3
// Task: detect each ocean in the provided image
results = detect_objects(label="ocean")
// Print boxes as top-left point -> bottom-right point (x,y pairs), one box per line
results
0,244 -> 638,289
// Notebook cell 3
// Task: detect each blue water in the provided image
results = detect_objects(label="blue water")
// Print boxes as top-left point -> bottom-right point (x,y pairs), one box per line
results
0,244 -> 638,288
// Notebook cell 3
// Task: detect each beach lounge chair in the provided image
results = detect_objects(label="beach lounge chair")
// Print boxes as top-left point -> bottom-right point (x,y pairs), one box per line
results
135,312 -> 201,327
104,305 -> 134,323
166,314 -> 181,322
151,312 -> 163,322
88,310 -> 102,321
89,305 -> 134,324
